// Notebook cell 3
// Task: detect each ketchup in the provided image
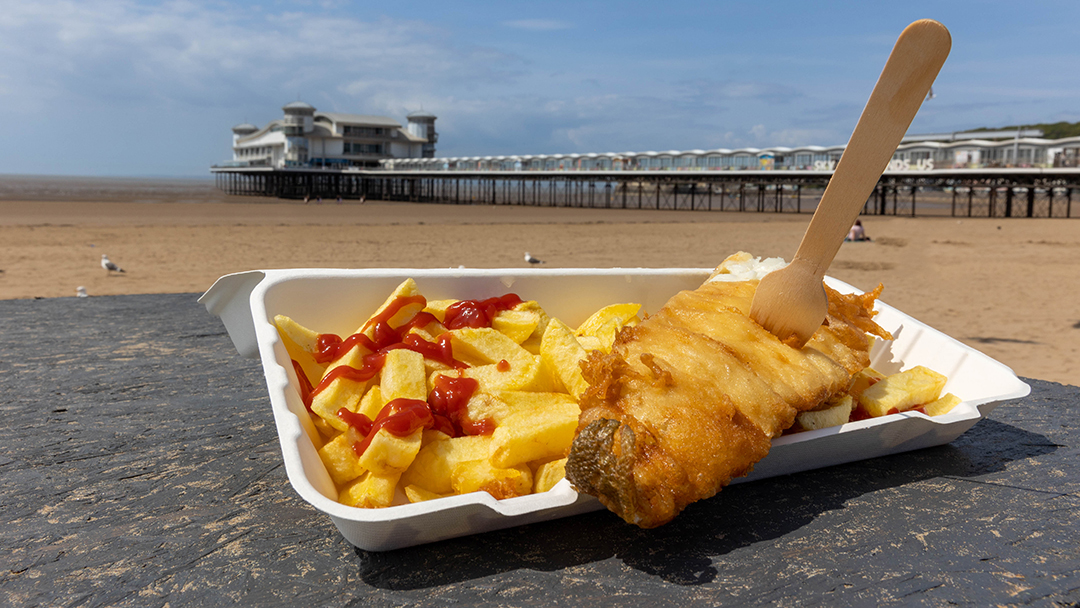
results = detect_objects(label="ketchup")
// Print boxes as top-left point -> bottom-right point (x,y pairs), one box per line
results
336,407 -> 373,436
352,398 -> 434,457
428,375 -> 493,436
886,405 -> 927,416
443,294 -> 523,330
292,360 -> 315,412
295,292 -> 525,453
314,332 -> 378,364
849,406 -> 873,422
361,295 -> 428,333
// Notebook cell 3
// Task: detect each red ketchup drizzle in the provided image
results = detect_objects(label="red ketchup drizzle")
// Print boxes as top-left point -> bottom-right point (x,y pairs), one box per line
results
291,360 -> 315,412
428,375 -> 493,436
443,294 -> 523,330
314,332 -> 378,364
310,353 -> 387,398
402,333 -> 467,369
351,399 -> 434,457
432,414 -> 456,437
314,295 -> 431,364
848,407 -> 873,422
307,296 -> 474,401
336,407 -> 373,436
886,405 -> 928,416
297,293 -> 528,453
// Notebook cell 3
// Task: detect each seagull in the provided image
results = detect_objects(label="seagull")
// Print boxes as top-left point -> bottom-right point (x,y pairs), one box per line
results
101,254 -> 125,273
76,286 -> 88,298
524,252 -> 545,265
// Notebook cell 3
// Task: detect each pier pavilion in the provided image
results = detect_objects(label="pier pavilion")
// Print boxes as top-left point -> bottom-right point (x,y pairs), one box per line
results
223,102 -> 436,170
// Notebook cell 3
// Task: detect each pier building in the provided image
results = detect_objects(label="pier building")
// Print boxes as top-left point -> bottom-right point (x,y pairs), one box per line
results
224,102 -> 436,169
382,129 -> 1080,173
211,125 -> 1079,219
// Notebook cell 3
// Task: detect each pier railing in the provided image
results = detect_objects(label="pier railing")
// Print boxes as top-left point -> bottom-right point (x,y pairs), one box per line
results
211,167 -> 1080,218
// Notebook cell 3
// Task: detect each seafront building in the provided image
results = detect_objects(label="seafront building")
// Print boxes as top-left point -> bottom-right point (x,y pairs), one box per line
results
382,129 -> 1080,172
224,102 -> 437,169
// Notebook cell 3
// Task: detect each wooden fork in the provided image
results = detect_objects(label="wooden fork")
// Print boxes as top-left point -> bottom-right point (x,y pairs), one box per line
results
749,19 -> 951,348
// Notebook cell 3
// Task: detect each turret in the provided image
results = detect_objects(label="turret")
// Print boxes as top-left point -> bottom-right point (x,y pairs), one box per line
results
282,101 -> 316,136
231,123 -> 258,146
407,110 -> 438,158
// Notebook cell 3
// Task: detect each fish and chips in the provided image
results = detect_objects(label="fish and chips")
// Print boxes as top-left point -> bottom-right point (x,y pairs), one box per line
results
274,254 -> 959,526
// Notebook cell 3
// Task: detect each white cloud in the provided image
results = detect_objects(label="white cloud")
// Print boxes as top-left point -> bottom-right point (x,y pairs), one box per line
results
0,1 -> 520,115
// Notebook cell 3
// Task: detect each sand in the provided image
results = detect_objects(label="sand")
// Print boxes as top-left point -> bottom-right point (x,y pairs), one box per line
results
0,195 -> 1077,385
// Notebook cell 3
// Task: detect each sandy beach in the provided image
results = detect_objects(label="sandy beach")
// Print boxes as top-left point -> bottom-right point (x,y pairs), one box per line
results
0,181 -> 1076,385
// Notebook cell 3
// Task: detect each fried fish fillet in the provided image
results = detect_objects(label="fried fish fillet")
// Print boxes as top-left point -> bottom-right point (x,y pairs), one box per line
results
565,276 -> 890,528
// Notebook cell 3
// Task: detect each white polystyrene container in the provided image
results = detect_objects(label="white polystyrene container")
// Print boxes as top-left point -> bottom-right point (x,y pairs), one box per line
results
200,268 -> 1030,551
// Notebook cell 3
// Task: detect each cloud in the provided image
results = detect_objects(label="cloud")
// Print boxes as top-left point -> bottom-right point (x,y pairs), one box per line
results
502,19 -> 574,31
0,1 -> 521,116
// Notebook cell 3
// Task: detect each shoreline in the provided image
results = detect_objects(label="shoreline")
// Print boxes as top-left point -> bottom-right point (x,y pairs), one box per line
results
0,199 -> 1076,385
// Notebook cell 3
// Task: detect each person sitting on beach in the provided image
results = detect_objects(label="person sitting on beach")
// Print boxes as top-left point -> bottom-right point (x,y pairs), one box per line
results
846,220 -> 870,242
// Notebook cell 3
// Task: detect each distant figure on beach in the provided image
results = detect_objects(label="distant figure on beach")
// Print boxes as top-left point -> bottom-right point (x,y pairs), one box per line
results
359,195 -> 366,204
101,254 -> 125,273
336,195 -> 342,204
76,286 -> 88,298
524,252 -> 545,265
846,220 -> 870,242
303,194 -> 310,204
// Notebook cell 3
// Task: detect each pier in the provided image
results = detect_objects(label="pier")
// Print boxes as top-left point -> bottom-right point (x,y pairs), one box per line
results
211,167 -> 1080,218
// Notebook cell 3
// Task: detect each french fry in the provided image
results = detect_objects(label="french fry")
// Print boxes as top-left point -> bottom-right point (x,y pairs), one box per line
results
516,301 -> 551,355
357,427 -> 424,475
274,315 -> 327,386
924,392 -> 961,416
404,484 -> 448,503
380,349 -> 427,401
540,319 -> 589,399
489,393 -> 580,468
274,314 -> 322,353
318,432 -> 366,485
355,278 -> 423,336
309,344 -> 373,432
848,366 -> 886,399
533,457 -> 568,493
451,460 -> 532,499
357,385 -> 385,421
339,471 -> 400,508
575,303 -> 641,337
796,395 -> 854,430
858,365 -> 948,417
422,299 -> 456,323
492,309 -> 541,344
447,327 -> 551,392
402,435 -> 491,495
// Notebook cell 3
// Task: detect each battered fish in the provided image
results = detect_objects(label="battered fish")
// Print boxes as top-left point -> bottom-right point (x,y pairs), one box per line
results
565,271 -> 890,528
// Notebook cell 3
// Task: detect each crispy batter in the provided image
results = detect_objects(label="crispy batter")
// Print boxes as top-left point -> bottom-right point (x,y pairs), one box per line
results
565,278 -> 889,528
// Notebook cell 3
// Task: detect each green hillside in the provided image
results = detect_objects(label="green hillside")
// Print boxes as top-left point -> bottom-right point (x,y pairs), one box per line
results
966,121 -> 1080,139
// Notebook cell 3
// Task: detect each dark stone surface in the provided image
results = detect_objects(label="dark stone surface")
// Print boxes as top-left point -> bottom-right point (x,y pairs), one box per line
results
1,293 -> 1078,607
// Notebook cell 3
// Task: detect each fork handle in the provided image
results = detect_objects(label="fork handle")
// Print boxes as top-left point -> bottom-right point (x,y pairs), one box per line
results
793,19 -> 951,277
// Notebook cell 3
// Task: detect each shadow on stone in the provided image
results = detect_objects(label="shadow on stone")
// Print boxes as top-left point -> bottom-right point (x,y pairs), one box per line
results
355,417 -> 1056,590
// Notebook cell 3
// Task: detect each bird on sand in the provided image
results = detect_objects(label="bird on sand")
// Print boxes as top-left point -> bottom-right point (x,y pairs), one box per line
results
101,254 -> 125,273
76,286 -> 88,298
524,252 -> 545,265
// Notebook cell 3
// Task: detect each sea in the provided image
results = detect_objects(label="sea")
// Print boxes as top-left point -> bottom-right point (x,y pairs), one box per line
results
0,174 -> 231,204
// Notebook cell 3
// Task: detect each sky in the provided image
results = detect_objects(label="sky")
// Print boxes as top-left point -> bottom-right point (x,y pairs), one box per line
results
0,0 -> 1077,177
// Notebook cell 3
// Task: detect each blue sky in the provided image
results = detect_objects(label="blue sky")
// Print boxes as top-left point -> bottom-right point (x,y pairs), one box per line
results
1,0 -> 1077,177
